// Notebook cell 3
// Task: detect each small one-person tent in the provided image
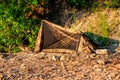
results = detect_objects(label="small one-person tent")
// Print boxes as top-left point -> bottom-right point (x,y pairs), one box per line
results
34,20 -> 97,53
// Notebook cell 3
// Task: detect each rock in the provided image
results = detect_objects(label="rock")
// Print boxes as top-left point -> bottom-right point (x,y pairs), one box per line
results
52,55 -> 56,61
61,62 -> 65,69
64,54 -> 70,61
60,55 -> 65,61
95,68 -> 102,72
35,52 -> 46,59
96,49 -> 108,55
0,54 -> 2,60
0,74 -> 3,78
89,54 -> 96,59
52,55 -> 60,61
97,60 -> 105,65
93,64 -> 102,68
20,63 -> 26,69
114,64 -> 120,70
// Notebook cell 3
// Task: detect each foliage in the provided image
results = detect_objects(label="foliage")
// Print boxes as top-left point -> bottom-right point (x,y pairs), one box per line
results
69,0 -> 120,9
69,0 -> 87,8
105,0 -> 120,8
0,0 -> 46,53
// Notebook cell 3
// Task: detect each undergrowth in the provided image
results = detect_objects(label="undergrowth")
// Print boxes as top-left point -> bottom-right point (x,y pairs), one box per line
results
69,0 -> 120,9
0,0 -> 45,53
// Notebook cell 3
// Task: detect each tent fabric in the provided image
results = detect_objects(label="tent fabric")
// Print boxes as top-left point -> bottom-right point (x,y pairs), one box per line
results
34,20 -> 96,53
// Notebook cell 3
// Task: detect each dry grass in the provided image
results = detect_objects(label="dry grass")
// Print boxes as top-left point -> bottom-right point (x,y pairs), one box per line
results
68,8 -> 120,49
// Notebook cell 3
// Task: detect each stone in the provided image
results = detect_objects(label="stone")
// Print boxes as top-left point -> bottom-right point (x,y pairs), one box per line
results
35,52 -> 46,59
97,60 -> 105,65
114,64 -> 120,70
60,55 -> 65,61
61,62 -> 66,69
95,68 -> 102,72
96,49 -> 108,54
52,55 -> 60,61
0,74 -> 3,78
0,55 -> 2,60
89,54 -> 96,59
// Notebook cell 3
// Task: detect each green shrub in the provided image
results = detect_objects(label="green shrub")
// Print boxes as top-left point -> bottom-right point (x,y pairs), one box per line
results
105,0 -> 120,8
0,0 -> 43,53
69,0 -> 87,8
69,0 -> 120,9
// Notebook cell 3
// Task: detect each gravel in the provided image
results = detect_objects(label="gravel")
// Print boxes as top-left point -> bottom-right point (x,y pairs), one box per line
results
0,51 -> 120,80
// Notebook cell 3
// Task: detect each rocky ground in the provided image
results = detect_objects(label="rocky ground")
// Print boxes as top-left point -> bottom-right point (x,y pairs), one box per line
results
0,51 -> 120,80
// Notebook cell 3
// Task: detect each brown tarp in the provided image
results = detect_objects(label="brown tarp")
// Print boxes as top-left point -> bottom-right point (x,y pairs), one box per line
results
34,20 -> 97,53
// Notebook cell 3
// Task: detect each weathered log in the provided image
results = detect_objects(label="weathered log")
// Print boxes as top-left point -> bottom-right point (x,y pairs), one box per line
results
34,22 -> 43,52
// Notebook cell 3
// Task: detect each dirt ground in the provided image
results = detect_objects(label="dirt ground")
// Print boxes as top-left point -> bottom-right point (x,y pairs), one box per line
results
0,51 -> 120,80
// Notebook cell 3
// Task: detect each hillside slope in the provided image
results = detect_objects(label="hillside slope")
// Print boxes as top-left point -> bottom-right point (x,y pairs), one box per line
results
67,8 -> 120,51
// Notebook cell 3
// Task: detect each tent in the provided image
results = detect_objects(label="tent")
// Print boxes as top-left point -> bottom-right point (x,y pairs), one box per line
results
34,20 -> 97,53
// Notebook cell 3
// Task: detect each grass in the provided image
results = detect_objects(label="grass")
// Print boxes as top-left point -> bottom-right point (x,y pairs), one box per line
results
99,13 -> 109,38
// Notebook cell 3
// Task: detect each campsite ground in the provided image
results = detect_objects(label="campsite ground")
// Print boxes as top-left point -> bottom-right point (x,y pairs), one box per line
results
0,51 -> 120,80
0,4 -> 120,80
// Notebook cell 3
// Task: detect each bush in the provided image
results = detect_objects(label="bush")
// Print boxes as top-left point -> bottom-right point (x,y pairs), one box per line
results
69,0 -> 120,9
0,0 -> 43,53
69,0 -> 87,8
105,0 -> 120,8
